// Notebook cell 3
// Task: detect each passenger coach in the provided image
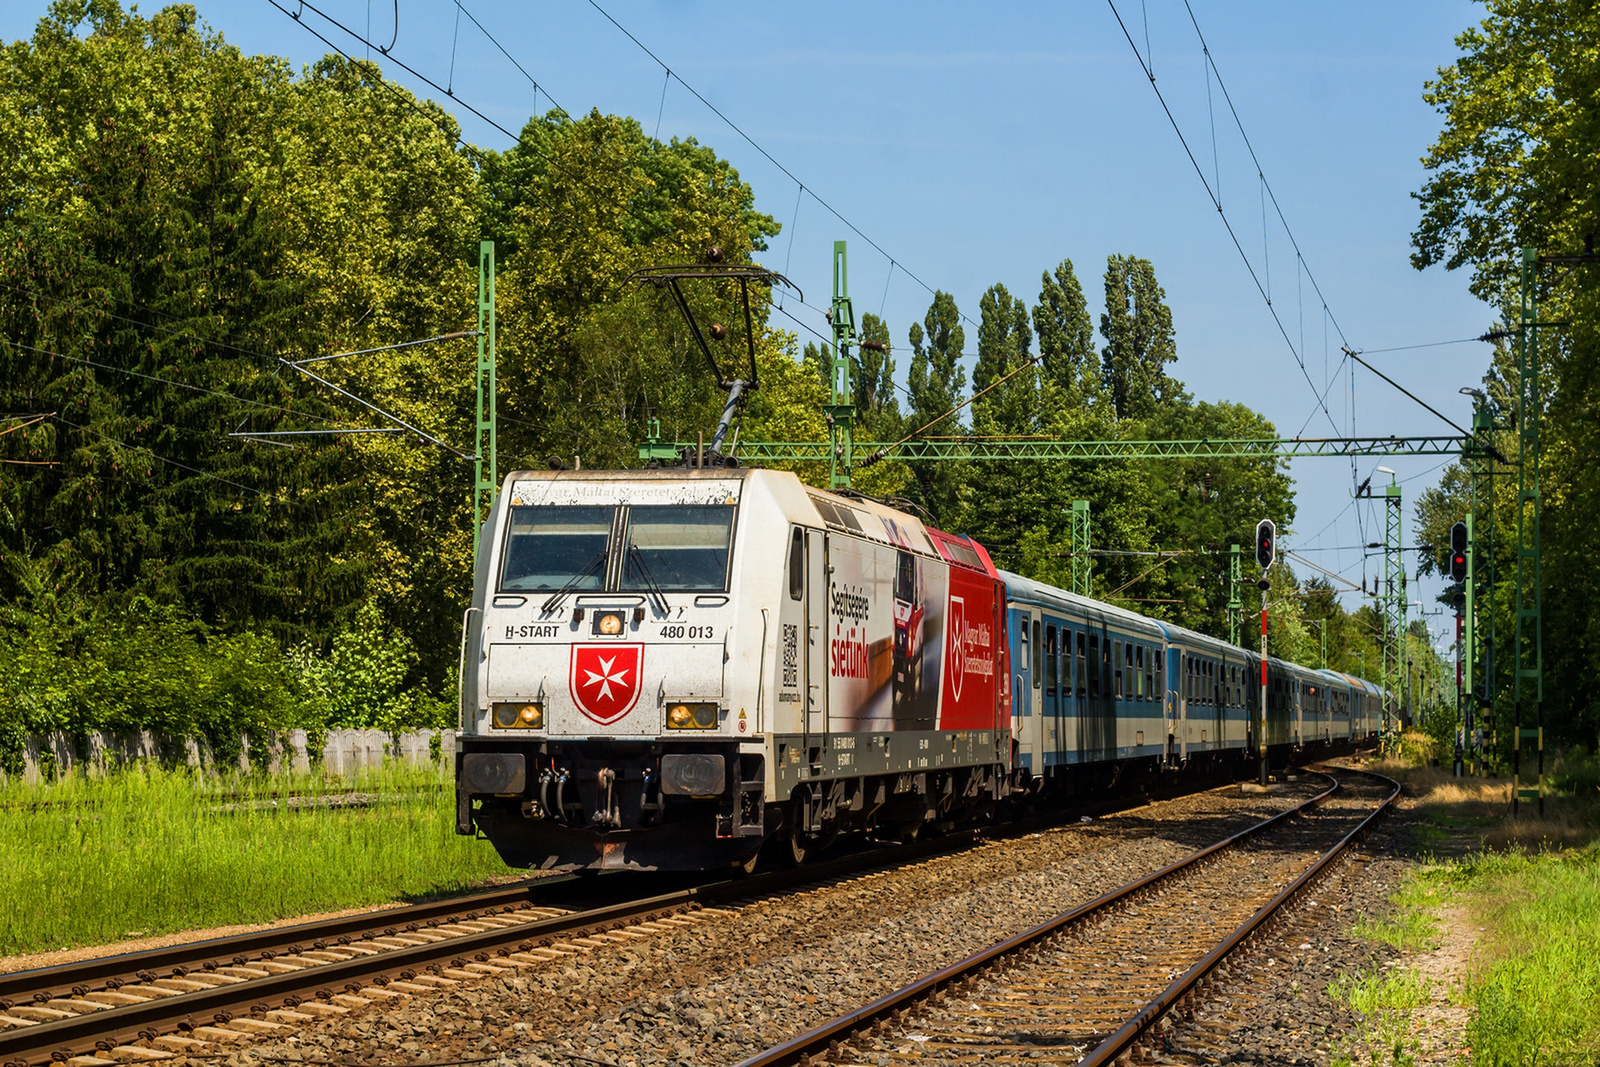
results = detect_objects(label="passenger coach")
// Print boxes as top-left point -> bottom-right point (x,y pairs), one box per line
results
456,467 -> 1381,872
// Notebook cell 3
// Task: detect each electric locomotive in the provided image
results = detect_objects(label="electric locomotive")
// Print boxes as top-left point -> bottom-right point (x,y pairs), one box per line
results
455,466 -> 1011,871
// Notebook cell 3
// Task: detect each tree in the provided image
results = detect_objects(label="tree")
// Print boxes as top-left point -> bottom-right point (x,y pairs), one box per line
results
1410,0 -> 1600,746
904,292 -> 968,525
971,284 -> 1036,435
1100,255 -> 1180,421
1032,259 -> 1102,410
854,312 -> 900,435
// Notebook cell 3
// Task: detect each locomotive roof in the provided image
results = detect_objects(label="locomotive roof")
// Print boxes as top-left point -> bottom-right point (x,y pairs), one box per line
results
498,466 -> 994,573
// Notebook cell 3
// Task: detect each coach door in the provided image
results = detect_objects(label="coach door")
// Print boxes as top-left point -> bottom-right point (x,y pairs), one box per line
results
803,527 -> 829,766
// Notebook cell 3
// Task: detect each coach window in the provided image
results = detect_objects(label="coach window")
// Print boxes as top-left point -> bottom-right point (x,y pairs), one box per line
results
1103,637 -> 1113,699
1076,631 -> 1087,698
1032,619 -> 1042,688
788,528 -> 805,600
1045,626 -> 1058,697
1062,628 -> 1073,697
1145,646 -> 1155,700
500,505 -> 615,592
1134,645 -> 1144,700
1088,634 -> 1100,698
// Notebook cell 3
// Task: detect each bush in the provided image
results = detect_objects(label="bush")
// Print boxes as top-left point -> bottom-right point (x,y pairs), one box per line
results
0,594 -> 454,774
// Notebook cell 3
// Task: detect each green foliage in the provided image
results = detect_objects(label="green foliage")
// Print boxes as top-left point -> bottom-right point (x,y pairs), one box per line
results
905,291 -> 970,525
1410,0 -> 1600,750
1100,255 -> 1182,420
0,0 -> 1423,765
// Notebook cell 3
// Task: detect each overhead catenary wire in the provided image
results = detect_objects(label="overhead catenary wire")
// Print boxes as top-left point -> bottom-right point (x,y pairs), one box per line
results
49,414 -> 265,496
581,0 -> 978,329
1104,0 -> 1341,439
5,338 -> 344,427
1341,347 -> 1474,441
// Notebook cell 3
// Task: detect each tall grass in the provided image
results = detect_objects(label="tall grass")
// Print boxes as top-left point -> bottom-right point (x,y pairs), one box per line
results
0,763 -> 514,958
1462,845 -> 1600,1067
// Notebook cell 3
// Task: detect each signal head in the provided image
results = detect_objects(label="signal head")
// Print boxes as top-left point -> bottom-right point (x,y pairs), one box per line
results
1255,519 -> 1276,571
1449,522 -> 1468,582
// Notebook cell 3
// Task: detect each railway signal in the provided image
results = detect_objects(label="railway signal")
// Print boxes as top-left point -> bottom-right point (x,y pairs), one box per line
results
1255,520 -> 1276,572
1449,521 -> 1468,582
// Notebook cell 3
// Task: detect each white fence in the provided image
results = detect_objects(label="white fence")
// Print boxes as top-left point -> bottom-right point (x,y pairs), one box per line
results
15,727 -> 457,781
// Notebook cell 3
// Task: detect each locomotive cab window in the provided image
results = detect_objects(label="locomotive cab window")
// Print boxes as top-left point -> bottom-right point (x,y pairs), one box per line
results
788,527 -> 805,600
500,505 -> 615,592
622,504 -> 735,592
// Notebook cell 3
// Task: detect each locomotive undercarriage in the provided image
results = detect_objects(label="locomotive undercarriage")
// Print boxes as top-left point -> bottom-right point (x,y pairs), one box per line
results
458,735 -> 1012,871
458,739 -> 766,871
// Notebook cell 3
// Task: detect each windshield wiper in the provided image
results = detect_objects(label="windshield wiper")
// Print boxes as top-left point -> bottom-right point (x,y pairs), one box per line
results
541,550 -> 607,614
627,544 -> 671,615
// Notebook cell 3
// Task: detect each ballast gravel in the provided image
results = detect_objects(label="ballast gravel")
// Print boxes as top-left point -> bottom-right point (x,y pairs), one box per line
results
210,778 -> 1328,1067
1145,795 -> 1448,1067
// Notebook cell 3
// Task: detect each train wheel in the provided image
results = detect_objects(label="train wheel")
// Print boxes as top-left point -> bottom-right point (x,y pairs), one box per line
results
784,808 -> 811,866
731,851 -> 760,877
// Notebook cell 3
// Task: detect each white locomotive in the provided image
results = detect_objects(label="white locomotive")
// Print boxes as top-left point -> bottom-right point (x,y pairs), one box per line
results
456,466 -> 1382,871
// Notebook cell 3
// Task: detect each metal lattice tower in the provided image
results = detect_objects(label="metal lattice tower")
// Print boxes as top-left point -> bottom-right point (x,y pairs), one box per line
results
1466,401 -> 1496,777
825,241 -> 857,490
1070,500 -> 1091,597
471,240 -> 497,574
1514,248 -> 1544,813
1380,476 -> 1406,753
1228,543 -> 1242,647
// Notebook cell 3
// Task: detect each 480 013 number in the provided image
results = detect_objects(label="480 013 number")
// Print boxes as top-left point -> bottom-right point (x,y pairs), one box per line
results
659,625 -> 714,639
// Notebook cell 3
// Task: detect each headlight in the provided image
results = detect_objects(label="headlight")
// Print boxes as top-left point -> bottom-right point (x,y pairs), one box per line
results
491,702 -> 543,729
594,611 -> 625,636
665,702 -> 718,729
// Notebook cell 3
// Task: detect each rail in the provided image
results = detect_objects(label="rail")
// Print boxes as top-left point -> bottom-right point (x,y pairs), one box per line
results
731,767 -> 1397,1067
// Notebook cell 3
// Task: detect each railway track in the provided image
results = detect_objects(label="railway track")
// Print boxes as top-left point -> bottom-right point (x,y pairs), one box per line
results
733,766 -> 1398,1067
2,786 -> 1161,1067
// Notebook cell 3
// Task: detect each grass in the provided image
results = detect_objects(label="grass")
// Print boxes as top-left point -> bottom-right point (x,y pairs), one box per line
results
1338,748 -> 1600,1067
1351,909 -> 1440,953
1458,845 -> 1600,1067
1332,968 -> 1435,1015
0,762 -> 515,958
1330,967 -> 1435,1067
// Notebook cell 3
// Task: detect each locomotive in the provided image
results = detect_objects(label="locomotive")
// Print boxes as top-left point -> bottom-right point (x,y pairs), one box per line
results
455,466 -> 1382,872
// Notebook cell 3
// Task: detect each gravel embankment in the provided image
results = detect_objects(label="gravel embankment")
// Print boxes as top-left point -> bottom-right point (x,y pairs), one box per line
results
214,779 -> 1325,1067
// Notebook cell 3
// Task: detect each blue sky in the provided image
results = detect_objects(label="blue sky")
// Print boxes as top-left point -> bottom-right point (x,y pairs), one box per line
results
3,0 -> 1494,655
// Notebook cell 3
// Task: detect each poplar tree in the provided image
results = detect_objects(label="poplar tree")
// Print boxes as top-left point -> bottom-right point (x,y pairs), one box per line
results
1033,259 -> 1102,409
1100,255 -> 1178,421
905,291 -> 967,524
